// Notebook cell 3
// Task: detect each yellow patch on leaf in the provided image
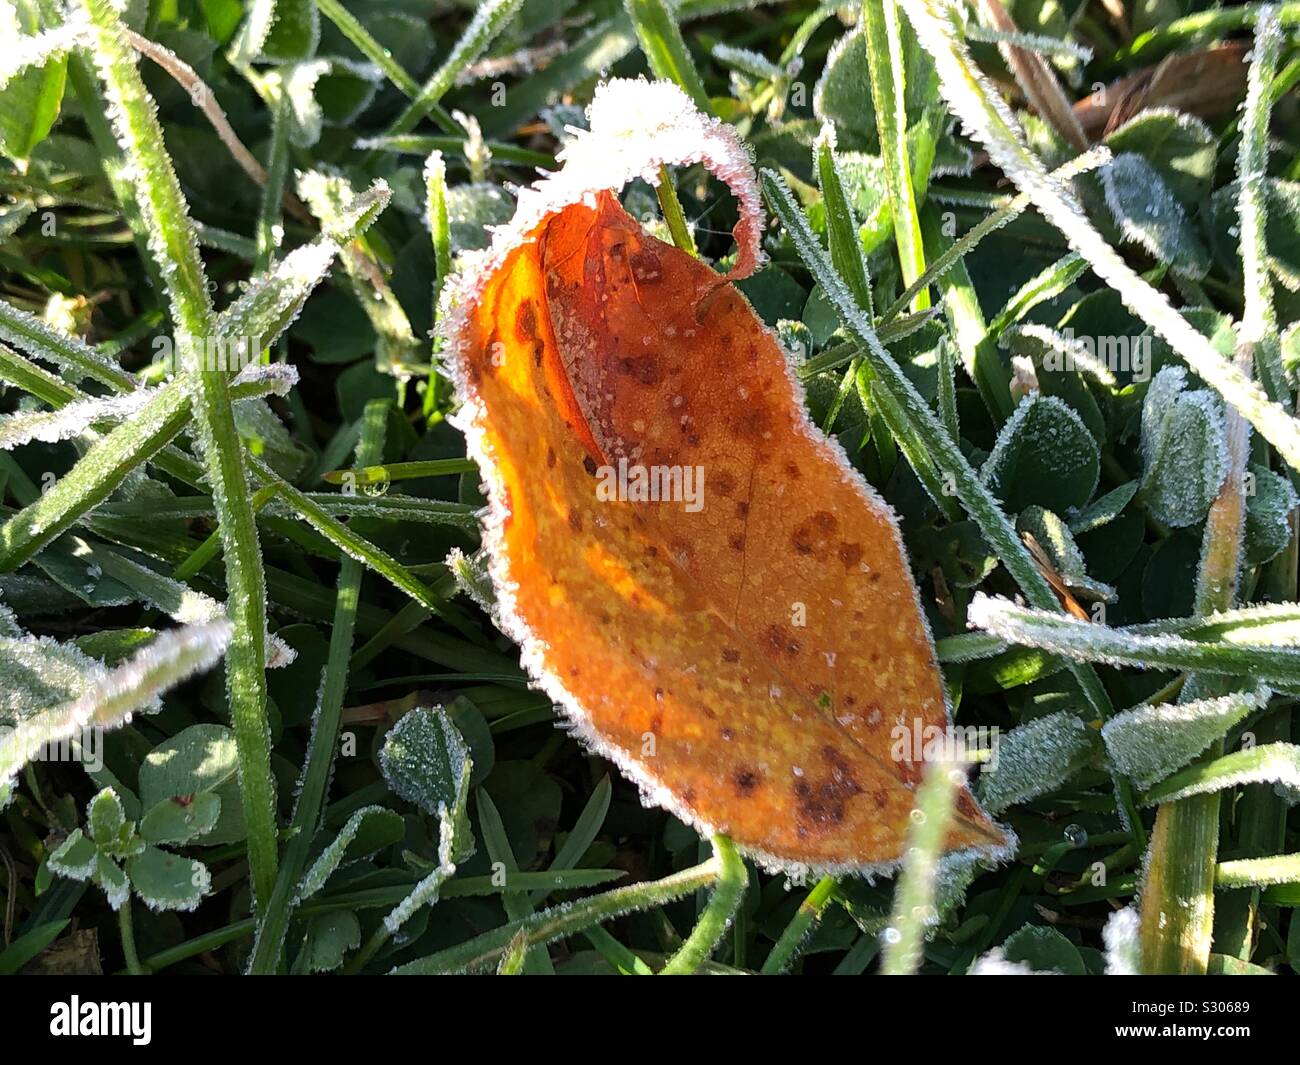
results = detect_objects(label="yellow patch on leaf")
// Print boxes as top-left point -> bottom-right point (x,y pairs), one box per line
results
443,80 -> 1008,873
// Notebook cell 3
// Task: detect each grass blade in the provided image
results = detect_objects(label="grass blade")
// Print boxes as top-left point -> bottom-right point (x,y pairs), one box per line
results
375,0 -> 524,143
863,0 -> 928,311
77,0 -> 276,909
391,856 -> 722,974
968,594 -> 1300,688
627,0 -> 713,115
897,0 -> 1300,475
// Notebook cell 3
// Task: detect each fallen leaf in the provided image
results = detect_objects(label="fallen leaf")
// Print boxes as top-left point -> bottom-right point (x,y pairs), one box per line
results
442,79 -> 1008,873
1073,43 -> 1249,139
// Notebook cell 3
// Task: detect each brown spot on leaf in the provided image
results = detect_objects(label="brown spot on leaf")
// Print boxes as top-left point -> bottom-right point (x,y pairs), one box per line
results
764,623 -> 800,657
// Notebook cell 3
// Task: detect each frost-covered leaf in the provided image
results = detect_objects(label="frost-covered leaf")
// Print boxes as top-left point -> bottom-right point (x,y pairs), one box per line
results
1130,602 -> 1300,647
969,593 -> 1300,687
1001,924 -> 1085,975
295,805 -> 404,903
0,389 -> 152,450
1102,686 -> 1268,790
125,845 -> 209,912
976,711 -> 1097,816
981,394 -> 1099,515
1210,179 -> 1300,294
72,543 -> 290,677
0,20 -> 83,92
1140,366 -> 1228,528
967,947 -> 1050,975
139,723 -> 245,845
298,169 -> 421,373
32,533 -> 136,609
0,621 -> 232,788
94,852 -> 130,910
1069,481 -> 1139,535
297,910 -> 360,973
47,829 -> 98,881
260,59 -> 329,147
139,790 -> 222,845
1,628 -> 100,719
232,0 -> 319,65
87,786 -> 127,849
139,723 -> 236,801
813,27 -> 878,152
1245,464 -> 1299,567
380,706 -> 470,818
1102,153 -> 1209,280
446,547 -> 496,613
1143,742 -> 1300,805
1017,506 -> 1114,602
381,705 -> 473,865
444,77 -> 1005,872
0,0 -> 68,162
220,209 -> 386,349
1103,108 -> 1216,207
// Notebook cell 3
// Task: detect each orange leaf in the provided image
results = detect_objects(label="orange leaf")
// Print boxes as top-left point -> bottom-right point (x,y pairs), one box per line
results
443,80 -> 1009,874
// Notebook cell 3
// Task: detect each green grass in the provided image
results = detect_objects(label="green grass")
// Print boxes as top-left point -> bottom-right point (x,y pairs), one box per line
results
0,0 -> 1299,977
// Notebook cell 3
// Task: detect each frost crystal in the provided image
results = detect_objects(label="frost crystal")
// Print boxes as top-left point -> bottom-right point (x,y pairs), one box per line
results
0,23 -> 87,91
1102,907 -> 1141,975
0,390 -> 152,450
968,948 -> 1048,975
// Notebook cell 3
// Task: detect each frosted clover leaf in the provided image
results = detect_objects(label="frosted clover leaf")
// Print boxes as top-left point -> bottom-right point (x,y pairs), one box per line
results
1139,366 -> 1229,528
374,708 -> 474,938
47,787 -> 211,913
1102,153 -> 1210,280
1245,463 -> 1300,566
380,705 -> 473,863
981,394 -> 1099,515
